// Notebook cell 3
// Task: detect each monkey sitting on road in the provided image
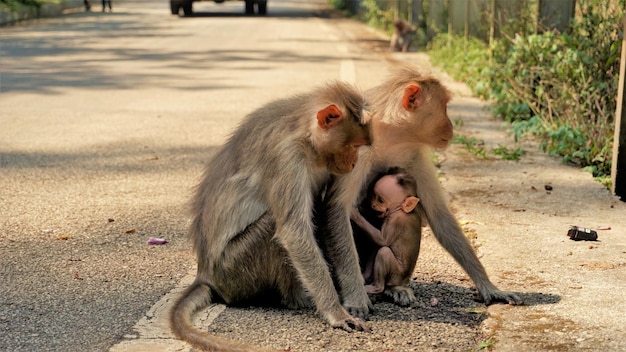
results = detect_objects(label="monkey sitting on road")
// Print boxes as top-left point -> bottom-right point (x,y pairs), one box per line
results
170,82 -> 372,352
351,167 -> 423,306
390,19 -> 416,52
331,66 -> 523,308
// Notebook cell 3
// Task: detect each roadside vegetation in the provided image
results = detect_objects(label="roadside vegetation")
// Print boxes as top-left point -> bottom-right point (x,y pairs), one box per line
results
452,135 -> 525,161
429,1 -> 621,187
0,0 -> 56,12
331,0 -> 623,187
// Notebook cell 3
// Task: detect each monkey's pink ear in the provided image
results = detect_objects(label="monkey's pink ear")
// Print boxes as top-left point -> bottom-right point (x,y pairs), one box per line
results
317,104 -> 344,130
402,84 -> 422,111
402,196 -> 419,213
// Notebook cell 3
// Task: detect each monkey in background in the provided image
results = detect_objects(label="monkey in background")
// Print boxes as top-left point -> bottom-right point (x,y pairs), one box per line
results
170,82 -> 372,352
390,19 -> 416,52
330,66 -> 523,307
351,167 -> 423,306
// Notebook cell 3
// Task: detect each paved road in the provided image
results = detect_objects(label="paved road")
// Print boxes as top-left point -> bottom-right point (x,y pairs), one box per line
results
0,0 -> 376,350
3,1 -> 626,351
1,1 -> 480,351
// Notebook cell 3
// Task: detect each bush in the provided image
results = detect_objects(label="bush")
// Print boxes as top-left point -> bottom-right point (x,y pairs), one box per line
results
428,0 -> 622,179
427,34 -> 491,99
490,3 -> 621,177
358,0 -> 394,35
0,0 -> 42,11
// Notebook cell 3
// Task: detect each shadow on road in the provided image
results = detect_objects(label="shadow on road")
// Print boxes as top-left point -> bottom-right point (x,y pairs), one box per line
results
0,8 -> 362,94
0,142 -> 217,175
185,9 -> 329,18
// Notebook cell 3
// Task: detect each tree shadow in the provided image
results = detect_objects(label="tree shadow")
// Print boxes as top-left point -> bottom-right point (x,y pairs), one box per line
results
0,7 -> 361,94
179,0 -> 335,18
0,140 -> 218,174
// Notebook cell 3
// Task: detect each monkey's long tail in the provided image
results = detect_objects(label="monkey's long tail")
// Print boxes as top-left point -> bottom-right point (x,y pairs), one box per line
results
169,282 -> 263,352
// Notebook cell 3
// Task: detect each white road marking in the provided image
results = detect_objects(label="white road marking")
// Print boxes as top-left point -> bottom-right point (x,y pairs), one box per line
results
108,270 -> 225,352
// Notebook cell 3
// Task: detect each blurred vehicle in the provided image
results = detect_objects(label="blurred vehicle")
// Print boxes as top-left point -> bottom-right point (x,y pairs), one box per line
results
170,0 -> 268,16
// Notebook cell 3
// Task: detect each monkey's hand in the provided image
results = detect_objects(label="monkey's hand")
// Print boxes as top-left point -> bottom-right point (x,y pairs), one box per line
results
349,207 -> 360,221
325,307 -> 371,333
345,303 -> 372,321
480,288 -> 524,306
342,288 -> 373,321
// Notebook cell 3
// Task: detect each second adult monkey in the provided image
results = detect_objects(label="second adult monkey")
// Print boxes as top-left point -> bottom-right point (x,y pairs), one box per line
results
351,167 -> 423,305
170,82 -> 372,352
333,66 -> 523,307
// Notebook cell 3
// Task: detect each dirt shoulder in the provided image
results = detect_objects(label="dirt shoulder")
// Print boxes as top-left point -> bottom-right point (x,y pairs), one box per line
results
418,57 -> 626,351
334,15 -> 626,351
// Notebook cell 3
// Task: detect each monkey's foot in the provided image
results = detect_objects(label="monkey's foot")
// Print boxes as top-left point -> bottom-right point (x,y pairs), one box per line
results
478,289 -> 524,306
383,286 -> 416,307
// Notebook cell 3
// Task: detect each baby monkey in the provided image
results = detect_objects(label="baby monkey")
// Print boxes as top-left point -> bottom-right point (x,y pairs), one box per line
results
351,167 -> 423,301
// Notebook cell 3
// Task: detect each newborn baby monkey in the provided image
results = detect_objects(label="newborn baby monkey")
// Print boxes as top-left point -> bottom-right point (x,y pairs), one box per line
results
351,167 -> 423,298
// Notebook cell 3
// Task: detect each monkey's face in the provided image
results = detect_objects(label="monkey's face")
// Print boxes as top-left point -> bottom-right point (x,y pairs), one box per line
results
371,175 -> 407,217
326,142 -> 367,174
399,83 -> 453,150
320,114 -> 371,175
412,99 -> 452,150
430,104 -> 453,149
421,93 -> 453,150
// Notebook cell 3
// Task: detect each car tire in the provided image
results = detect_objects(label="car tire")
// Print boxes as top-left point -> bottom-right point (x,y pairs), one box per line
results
181,0 -> 192,16
257,0 -> 267,15
245,0 -> 254,15
170,0 -> 181,15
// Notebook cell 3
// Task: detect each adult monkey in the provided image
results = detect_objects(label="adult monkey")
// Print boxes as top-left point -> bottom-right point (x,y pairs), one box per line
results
170,82 -> 373,352
336,66 -> 523,306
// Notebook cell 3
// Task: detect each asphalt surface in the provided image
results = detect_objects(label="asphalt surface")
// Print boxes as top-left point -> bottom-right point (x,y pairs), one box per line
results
2,1 -> 626,351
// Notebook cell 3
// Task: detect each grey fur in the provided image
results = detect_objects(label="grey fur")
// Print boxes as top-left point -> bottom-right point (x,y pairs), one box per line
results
170,82 -> 372,351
